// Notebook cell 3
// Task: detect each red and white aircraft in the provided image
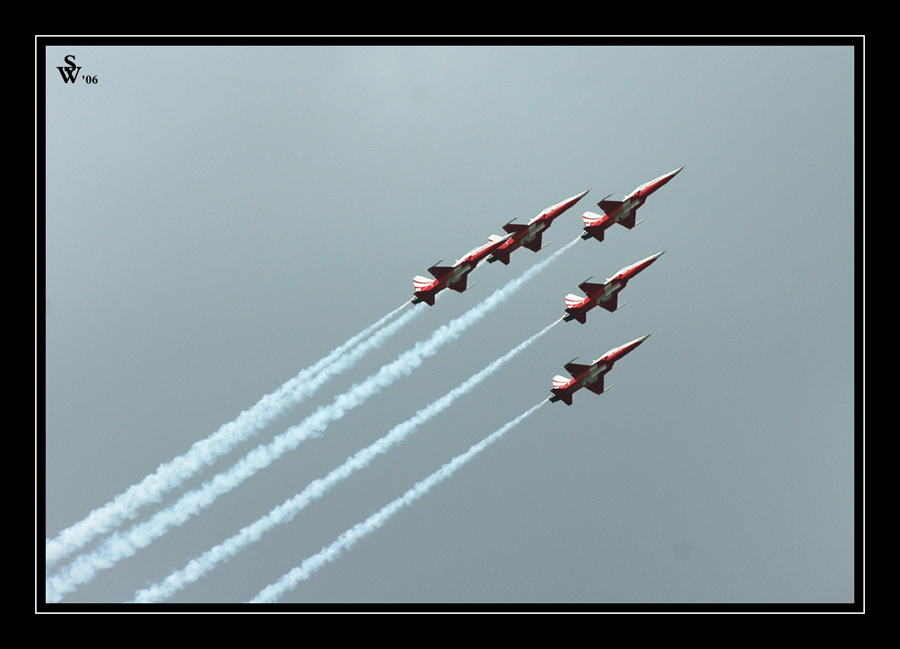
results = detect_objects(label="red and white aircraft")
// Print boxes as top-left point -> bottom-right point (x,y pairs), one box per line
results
563,251 -> 665,324
412,234 -> 512,306
581,167 -> 683,242
549,334 -> 650,405
487,190 -> 589,265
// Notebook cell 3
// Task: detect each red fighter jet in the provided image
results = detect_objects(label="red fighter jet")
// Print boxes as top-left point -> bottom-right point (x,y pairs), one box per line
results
487,190 -> 590,265
549,334 -> 650,405
581,167 -> 683,242
563,251 -> 665,324
412,233 -> 512,306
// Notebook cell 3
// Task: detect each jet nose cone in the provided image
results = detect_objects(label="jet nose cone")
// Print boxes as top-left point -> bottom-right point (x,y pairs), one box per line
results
625,334 -> 651,349
562,189 -> 590,205
670,166 -> 684,177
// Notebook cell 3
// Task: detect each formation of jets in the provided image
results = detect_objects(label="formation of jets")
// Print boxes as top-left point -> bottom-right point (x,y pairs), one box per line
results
411,167 -> 683,406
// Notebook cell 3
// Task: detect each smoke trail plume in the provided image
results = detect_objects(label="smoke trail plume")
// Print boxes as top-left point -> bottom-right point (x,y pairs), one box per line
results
46,237 -> 577,602
133,317 -> 562,602
250,399 -> 549,603
46,301 -> 417,569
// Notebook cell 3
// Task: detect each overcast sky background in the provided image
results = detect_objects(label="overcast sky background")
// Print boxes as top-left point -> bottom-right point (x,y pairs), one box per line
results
42,40 -> 859,607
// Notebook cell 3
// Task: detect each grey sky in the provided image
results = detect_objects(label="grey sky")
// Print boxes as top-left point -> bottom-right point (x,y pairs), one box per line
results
42,41 -> 858,606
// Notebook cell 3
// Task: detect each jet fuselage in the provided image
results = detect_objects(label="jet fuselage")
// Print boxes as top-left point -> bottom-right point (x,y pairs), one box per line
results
488,190 -> 589,265
549,334 -> 650,405
581,168 -> 682,242
412,234 -> 510,305
563,252 -> 664,324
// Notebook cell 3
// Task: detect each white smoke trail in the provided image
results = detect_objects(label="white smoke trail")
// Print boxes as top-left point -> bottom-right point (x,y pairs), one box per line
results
46,236 -> 578,602
46,301 -> 417,569
250,399 -> 549,603
132,317 -> 563,602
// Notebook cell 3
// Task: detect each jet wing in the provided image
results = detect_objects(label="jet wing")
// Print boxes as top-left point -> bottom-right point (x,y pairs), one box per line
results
427,264 -> 455,280
598,292 -> 619,312
598,198 -> 623,215
619,212 -> 638,229
502,222 -> 529,235
585,375 -> 606,395
563,360 -> 591,376
523,232 -> 543,253
447,275 -> 468,293
577,279 -> 606,295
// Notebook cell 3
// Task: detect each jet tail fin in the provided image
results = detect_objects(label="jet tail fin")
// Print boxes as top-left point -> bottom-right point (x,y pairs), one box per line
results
581,227 -> 604,242
582,211 -> 607,228
564,294 -> 588,324
581,211 -> 610,242
488,249 -> 511,265
551,374 -> 570,389
564,293 -> 583,309
413,275 -> 436,306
